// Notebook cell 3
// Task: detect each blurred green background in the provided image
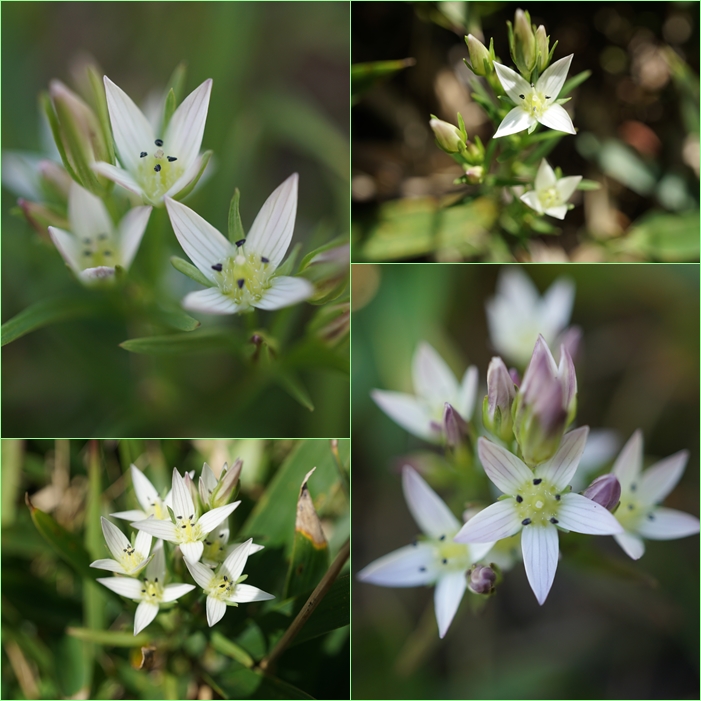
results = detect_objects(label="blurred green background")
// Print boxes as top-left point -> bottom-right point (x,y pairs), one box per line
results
351,264 -> 699,699
352,1 -> 699,262
2,438 -> 350,700
2,2 -> 349,437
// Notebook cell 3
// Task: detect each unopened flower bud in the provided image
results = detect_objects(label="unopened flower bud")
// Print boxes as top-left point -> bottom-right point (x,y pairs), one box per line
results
482,357 -> 516,441
212,458 -> 242,507
465,34 -> 492,76
583,474 -> 621,511
535,25 -> 550,72
17,198 -> 69,240
38,160 -> 72,199
429,118 -> 464,154
465,165 -> 484,184
467,564 -> 496,595
443,402 -> 467,447
512,9 -> 537,77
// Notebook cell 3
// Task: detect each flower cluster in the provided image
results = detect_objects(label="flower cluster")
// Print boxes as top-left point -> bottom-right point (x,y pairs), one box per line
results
362,269 -> 698,637
91,462 -> 273,634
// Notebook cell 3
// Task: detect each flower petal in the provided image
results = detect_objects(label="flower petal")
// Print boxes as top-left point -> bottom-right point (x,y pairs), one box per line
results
145,540 -> 165,581
180,540 -> 204,563
110,509 -> 147,522
538,103 -> 575,134
131,516 -> 178,543
541,278 -> 575,338
454,499 -> 522,543
206,596 -> 227,627
165,197 -> 231,281
161,583 -> 196,602
457,365 -> 478,421
402,466 -> 460,539
68,184 -> 113,241
118,206 -> 151,269
244,173 -> 298,269
171,468 -> 195,520
493,61 -> 531,104
96,576 -> 142,599
221,538 -> 252,581
371,389 -> 436,443
198,501 -> 240,534
493,106 -> 535,138
638,450 -> 689,505
100,517 -> 131,560
477,437 -> 532,494
134,529 -> 153,559
163,79 -> 212,169
521,524 -> 559,605
103,76 -> 155,175
185,558 -> 217,589
253,275 -> 314,311
536,54 -> 573,102
434,571 -> 466,639
544,205 -> 569,221
134,601 -> 159,635
411,342 -> 460,406
356,542 -> 437,587
129,465 -> 161,513
182,288 -> 242,315
557,493 -> 624,534
92,161 -> 145,198
536,426 -> 589,490
612,430 -> 643,492
555,175 -> 582,204
614,531 -> 646,560
520,191 -> 544,215
48,227 -> 82,275
534,159 -> 557,191
636,507 -> 700,540
90,558 -> 128,574
230,583 -> 275,603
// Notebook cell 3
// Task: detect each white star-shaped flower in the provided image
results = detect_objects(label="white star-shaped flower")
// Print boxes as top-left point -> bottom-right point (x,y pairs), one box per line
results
493,55 -> 575,138
371,342 -> 478,444
455,428 -> 623,605
520,159 -> 582,220
131,468 -> 240,563
357,466 -> 495,638
185,538 -> 274,627
611,430 -> 700,560
486,267 -> 576,368
94,77 -> 212,206
97,541 -> 195,634
165,173 -> 314,315
200,524 -> 265,569
48,183 -> 151,284
90,517 -> 153,577
110,464 -> 172,523
198,461 -> 242,510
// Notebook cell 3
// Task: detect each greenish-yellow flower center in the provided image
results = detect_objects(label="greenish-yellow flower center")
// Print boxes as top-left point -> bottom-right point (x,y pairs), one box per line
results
215,251 -> 273,310
521,90 -> 549,119
80,232 -> 119,269
614,486 -> 648,530
136,141 -> 185,203
141,578 -> 164,601
538,186 -> 562,210
175,515 -> 202,544
119,546 -> 145,573
515,478 -> 562,527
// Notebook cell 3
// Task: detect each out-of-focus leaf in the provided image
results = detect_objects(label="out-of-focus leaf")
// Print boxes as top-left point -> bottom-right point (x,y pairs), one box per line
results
210,631 -> 254,668
242,440 -> 349,554
120,328 -> 245,355
170,255 -> 216,288
25,494 -> 94,580
299,234 -> 348,270
560,69 -> 592,98
285,468 -> 329,597
277,373 -> 314,412
1,295 -> 104,346
67,627 -> 151,647
576,179 -> 602,191
1,440 -> 23,526
612,210 -> 700,262
149,306 -> 201,332
57,634 -> 90,699
284,337 -> 349,374
352,59 -> 416,101
217,667 -> 315,700
290,573 -> 349,647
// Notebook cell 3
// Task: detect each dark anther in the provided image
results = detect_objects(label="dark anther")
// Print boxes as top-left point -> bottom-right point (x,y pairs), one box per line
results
519,94 -> 525,99
177,515 -> 182,519
154,164 -> 161,173
223,576 -> 228,581
211,263 -> 223,271
98,233 -> 108,240
412,540 -> 418,547
151,593 -> 155,597
104,251 -> 111,256
261,257 -> 269,263
550,518 -> 559,524
189,515 -> 193,520
83,237 -> 91,244
442,558 -> 448,564
219,533 -> 225,538
516,495 -> 523,503
219,583 -> 226,588
630,483 -> 637,492
419,566 -> 426,572
628,504 -> 634,510
439,535 -> 446,541
647,514 -> 655,520
123,548 -> 128,553
235,239 -> 246,247
155,139 -> 163,147
140,152 -> 147,158
237,278 -> 245,289
142,589 -> 146,593
204,540 -> 211,546
154,578 -> 158,582
83,250 -> 92,256
181,525 -> 187,529
167,156 -> 177,162
522,518 -> 532,525
555,494 -> 561,501
533,478 -> 542,485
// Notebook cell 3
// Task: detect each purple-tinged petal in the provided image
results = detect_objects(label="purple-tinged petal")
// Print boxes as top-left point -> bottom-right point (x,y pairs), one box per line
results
536,426 -> 589,490
612,430 -> 643,491
454,500 -> 522,543
477,438 -> 532,494
371,389 -> 435,443
557,493 -> 624,534
638,450 -> 689,505
521,524 -> 559,605
434,571 -> 466,638
636,507 -> 700,540
402,466 -> 460,539
614,531 -> 646,560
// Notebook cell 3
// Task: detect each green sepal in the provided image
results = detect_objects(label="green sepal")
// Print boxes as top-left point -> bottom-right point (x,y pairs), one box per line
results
457,112 -> 468,142
166,504 -> 176,524
170,255 -> 216,288
166,62 -> 187,103
41,92 -> 81,185
275,242 -> 302,277
227,188 -> 245,243
298,234 -> 348,271
171,149 -> 212,201
277,372 -> 314,411
86,65 -> 115,165
162,88 -> 177,133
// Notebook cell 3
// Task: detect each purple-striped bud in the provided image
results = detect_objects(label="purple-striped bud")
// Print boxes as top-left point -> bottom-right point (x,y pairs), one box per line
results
443,402 -> 467,448
467,564 -> 497,595
582,474 -> 621,511
482,357 -> 516,441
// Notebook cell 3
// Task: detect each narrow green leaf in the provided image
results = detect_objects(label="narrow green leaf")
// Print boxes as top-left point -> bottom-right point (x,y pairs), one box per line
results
560,69 -> 592,98
576,179 -> 602,191
170,255 -> 216,288
217,667 -> 315,700
284,468 -> 329,598
228,188 -> 245,243
351,58 -> 416,100
290,573 -> 349,647
1,441 -> 23,527
149,304 -> 201,332
277,373 -> 314,411
210,631 -> 254,668
25,494 -> 94,580
2,295 -> 102,346
57,634 -> 90,699
298,234 -> 348,271
120,328 -> 244,355
40,92 -> 80,184
86,65 -> 115,164
67,627 -> 151,648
